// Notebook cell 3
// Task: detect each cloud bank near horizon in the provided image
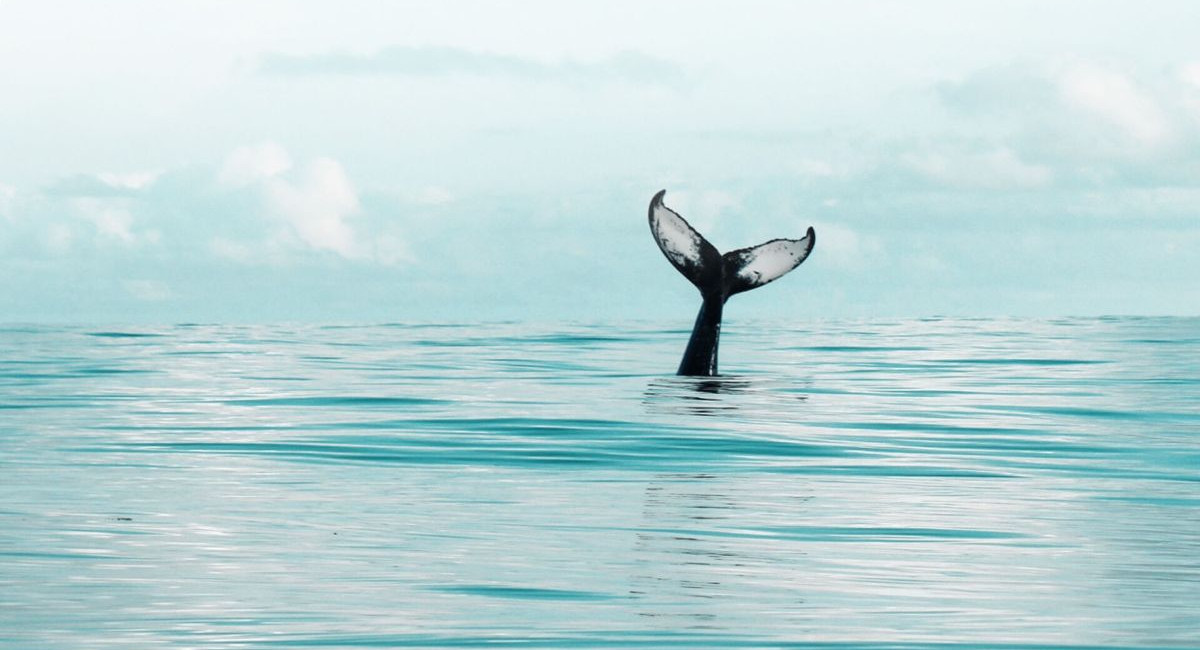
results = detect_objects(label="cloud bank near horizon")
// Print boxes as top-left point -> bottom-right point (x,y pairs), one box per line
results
258,46 -> 688,87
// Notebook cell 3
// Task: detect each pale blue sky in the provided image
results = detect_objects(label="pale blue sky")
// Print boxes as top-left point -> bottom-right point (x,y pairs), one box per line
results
2,1 -> 1198,322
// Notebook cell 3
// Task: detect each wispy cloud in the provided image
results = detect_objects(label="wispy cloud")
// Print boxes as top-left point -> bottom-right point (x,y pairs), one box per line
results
3,145 -> 412,267
123,279 -> 172,302
74,199 -> 138,244
1058,62 -> 1170,147
216,143 -> 411,265
257,46 -> 687,86
263,157 -> 362,259
902,147 -> 1053,190
807,222 -> 882,271
218,142 -> 292,188
32,172 -> 162,248
0,183 -> 14,221
414,186 -> 454,206
1182,62 -> 1200,89
933,60 -> 1200,187
45,174 -> 140,198
219,142 -> 360,258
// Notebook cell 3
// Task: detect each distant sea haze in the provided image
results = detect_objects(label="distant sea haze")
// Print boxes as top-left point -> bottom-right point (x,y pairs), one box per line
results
2,317 -> 1198,648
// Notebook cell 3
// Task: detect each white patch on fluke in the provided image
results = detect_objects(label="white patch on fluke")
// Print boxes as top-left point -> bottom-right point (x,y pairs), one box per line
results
730,233 -> 814,290
649,195 -> 703,269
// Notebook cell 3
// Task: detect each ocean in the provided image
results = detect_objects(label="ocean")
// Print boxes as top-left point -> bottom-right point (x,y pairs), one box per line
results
2,317 -> 1198,649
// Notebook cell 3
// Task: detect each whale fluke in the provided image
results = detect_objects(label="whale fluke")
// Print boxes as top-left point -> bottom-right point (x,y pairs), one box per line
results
648,189 -> 815,376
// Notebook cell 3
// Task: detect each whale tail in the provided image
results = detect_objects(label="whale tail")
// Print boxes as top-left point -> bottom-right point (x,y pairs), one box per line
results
647,189 -> 815,376
648,189 -> 815,302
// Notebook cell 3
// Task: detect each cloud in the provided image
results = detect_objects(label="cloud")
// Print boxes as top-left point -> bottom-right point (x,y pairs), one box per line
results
932,59 -> 1200,188
46,174 -> 140,198
936,63 -> 1059,119
218,142 -> 292,188
902,147 -> 1053,190
1179,62 -> 1200,122
1182,62 -> 1200,89
792,159 -> 839,179
807,222 -> 881,271
214,143 -> 411,265
257,46 -> 687,86
1058,63 -> 1170,147
45,222 -> 73,254
209,237 -> 255,263
415,186 -> 454,206
659,189 -> 740,236
29,171 -> 163,248
97,171 -> 160,191
0,183 -> 14,220
263,157 -> 361,258
938,61 -> 1174,147
216,143 -> 359,258
74,199 -> 137,244
123,279 -> 172,302
2,145 -> 412,267
37,173 -> 158,248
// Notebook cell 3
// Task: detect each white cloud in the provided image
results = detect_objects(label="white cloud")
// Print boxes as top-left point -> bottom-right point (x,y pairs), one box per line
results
18,172 -> 163,250
1179,62 -> 1200,123
937,60 -> 1195,170
0,183 -> 14,221
910,252 -> 949,274
809,222 -> 880,271
264,157 -> 361,258
370,232 -> 413,265
415,186 -> 454,205
1180,62 -> 1200,88
123,280 -> 172,302
45,170 -> 162,198
257,46 -> 687,87
793,158 -> 837,179
665,189 -> 739,234
1058,63 -> 1170,147
209,237 -> 255,263
903,147 -> 1052,189
46,223 -> 73,254
73,198 -> 137,244
6,144 -> 408,270
218,142 -> 293,188
97,171 -> 160,191
214,143 -> 410,264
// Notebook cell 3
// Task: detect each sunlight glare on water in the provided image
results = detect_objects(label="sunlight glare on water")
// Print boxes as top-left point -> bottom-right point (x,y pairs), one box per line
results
1,318 -> 1198,648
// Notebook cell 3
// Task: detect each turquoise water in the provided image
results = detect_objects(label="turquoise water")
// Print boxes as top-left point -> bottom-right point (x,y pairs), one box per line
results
2,318 -> 1198,649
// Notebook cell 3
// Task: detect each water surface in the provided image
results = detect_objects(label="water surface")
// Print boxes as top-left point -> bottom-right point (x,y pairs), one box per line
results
2,318 -> 1198,648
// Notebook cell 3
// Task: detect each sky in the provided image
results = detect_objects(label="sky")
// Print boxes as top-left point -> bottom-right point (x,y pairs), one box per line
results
1,1 -> 1198,323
